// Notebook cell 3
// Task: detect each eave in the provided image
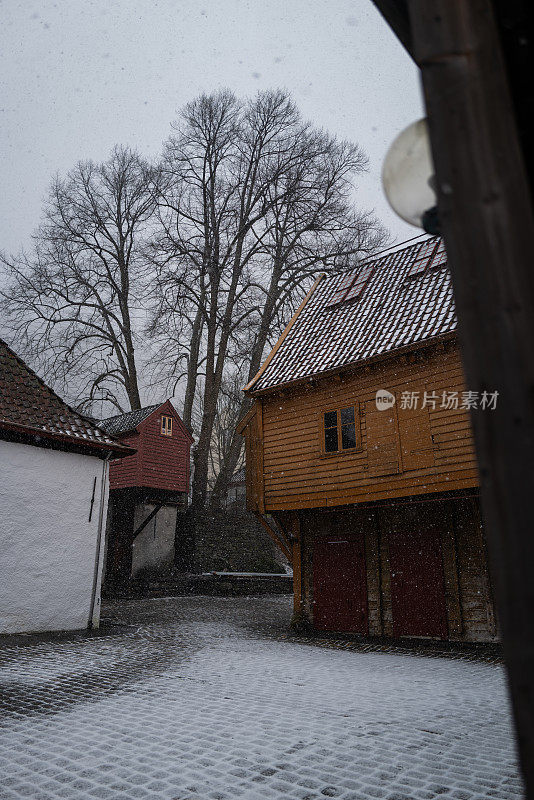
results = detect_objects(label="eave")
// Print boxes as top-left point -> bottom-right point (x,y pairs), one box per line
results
245,330 -> 458,398
0,419 -> 135,458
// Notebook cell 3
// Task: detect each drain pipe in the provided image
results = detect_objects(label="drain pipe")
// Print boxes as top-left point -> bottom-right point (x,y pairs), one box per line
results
88,453 -> 111,629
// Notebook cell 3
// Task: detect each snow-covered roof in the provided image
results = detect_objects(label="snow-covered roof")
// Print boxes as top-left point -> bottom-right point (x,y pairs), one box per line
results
247,237 -> 456,394
0,338 -> 132,456
100,404 -> 162,436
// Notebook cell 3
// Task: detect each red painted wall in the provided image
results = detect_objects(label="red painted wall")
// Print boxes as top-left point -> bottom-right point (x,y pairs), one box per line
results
109,402 -> 192,493
108,431 -> 141,490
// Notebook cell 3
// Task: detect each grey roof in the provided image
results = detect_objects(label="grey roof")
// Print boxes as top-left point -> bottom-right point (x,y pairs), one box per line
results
248,237 -> 457,393
100,404 -> 161,436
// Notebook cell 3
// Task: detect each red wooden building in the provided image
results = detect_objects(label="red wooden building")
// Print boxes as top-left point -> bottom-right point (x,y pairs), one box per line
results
100,400 -> 194,587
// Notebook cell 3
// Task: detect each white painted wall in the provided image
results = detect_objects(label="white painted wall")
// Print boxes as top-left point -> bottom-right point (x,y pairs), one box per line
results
131,503 -> 177,578
0,440 -> 109,634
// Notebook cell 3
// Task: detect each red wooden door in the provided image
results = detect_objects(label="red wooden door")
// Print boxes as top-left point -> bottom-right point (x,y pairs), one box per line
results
313,535 -> 368,633
389,528 -> 448,639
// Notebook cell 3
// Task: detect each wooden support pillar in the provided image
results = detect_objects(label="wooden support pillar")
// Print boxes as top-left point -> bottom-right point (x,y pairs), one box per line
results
291,515 -> 303,617
407,1 -> 534,791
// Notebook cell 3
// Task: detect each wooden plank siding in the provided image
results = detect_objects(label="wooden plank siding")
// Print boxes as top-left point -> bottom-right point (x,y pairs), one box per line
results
137,408 -> 190,493
108,401 -> 192,493
257,341 -> 478,512
108,432 -> 142,490
242,405 -> 265,513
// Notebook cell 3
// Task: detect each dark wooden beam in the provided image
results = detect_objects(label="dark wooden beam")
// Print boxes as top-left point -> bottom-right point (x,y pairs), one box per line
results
407,0 -> 534,792
132,503 -> 164,540
254,512 -> 292,560
492,1 -> 534,201
372,0 -> 413,57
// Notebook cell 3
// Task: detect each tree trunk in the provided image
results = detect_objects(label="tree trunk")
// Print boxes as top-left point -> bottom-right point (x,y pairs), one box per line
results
182,302 -> 204,429
208,396 -> 250,510
209,268 -> 281,508
191,392 -> 218,508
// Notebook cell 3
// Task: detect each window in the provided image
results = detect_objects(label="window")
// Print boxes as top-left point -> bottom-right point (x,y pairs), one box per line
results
326,263 -> 376,307
343,263 -> 376,302
322,405 -> 360,453
161,415 -> 173,436
324,410 -> 338,452
428,239 -> 447,270
327,272 -> 358,306
405,238 -> 448,279
406,238 -> 439,278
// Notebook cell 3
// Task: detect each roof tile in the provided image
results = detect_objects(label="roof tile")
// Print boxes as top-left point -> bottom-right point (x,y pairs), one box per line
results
0,338 -> 130,454
250,237 -> 456,392
100,405 -> 161,436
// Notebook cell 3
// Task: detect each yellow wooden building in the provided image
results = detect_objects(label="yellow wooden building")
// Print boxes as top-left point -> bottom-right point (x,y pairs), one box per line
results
239,238 -> 497,642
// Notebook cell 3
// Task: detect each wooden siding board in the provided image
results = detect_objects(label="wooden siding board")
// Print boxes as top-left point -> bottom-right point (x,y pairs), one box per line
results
265,475 -> 479,512
255,345 -> 479,511
244,406 -> 263,512
109,402 -> 191,493
108,431 -> 141,490
397,397 -> 435,471
264,464 -> 479,497
366,400 -> 401,477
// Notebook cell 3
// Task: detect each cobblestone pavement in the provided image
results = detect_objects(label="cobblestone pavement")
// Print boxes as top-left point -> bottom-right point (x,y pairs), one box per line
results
0,595 -> 523,800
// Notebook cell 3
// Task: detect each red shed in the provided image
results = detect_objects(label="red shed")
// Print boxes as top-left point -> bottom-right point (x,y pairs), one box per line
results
105,400 -> 193,494
99,401 -> 194,590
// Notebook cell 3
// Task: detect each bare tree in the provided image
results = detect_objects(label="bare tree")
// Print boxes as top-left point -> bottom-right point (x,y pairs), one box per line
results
1,146 -> 159,413
210,133 -> 387,507
208,373 -> 247,493
150,89 -> 387,509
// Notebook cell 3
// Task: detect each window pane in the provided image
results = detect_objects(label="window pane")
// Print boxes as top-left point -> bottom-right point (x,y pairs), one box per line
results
340,406 -> 355,426
341,423 -> 357,449
325,427 -> 338,452
324,410 -> 337,429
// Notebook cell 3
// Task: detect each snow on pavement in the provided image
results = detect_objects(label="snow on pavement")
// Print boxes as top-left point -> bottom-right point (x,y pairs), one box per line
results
0,595 -> 523,800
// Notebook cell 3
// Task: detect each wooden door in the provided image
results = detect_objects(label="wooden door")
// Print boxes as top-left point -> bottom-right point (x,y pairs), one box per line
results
365,401 -> 400,477
313,534 -> 368,633
389,527 -> 448,639
397,390 -> 435,471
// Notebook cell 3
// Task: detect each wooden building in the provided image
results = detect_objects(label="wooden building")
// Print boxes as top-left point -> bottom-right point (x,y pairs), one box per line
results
239,237 -> 497,642
100,400 -> 194,587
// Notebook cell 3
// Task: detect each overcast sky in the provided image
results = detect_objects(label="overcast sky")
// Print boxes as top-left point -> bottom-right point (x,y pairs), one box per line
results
0,0 -> 424,256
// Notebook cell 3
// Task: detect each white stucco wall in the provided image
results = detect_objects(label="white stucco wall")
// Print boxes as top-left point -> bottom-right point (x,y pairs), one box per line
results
0,440 -> 109,634
131,503 -> 177,578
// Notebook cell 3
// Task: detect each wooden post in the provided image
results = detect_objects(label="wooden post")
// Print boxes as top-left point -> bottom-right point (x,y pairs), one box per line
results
407,1 -> 534,791
291,515 -> 303,617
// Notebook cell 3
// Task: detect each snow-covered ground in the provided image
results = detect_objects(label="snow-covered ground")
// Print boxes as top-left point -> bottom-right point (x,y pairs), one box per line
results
0,595 -> 523,800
